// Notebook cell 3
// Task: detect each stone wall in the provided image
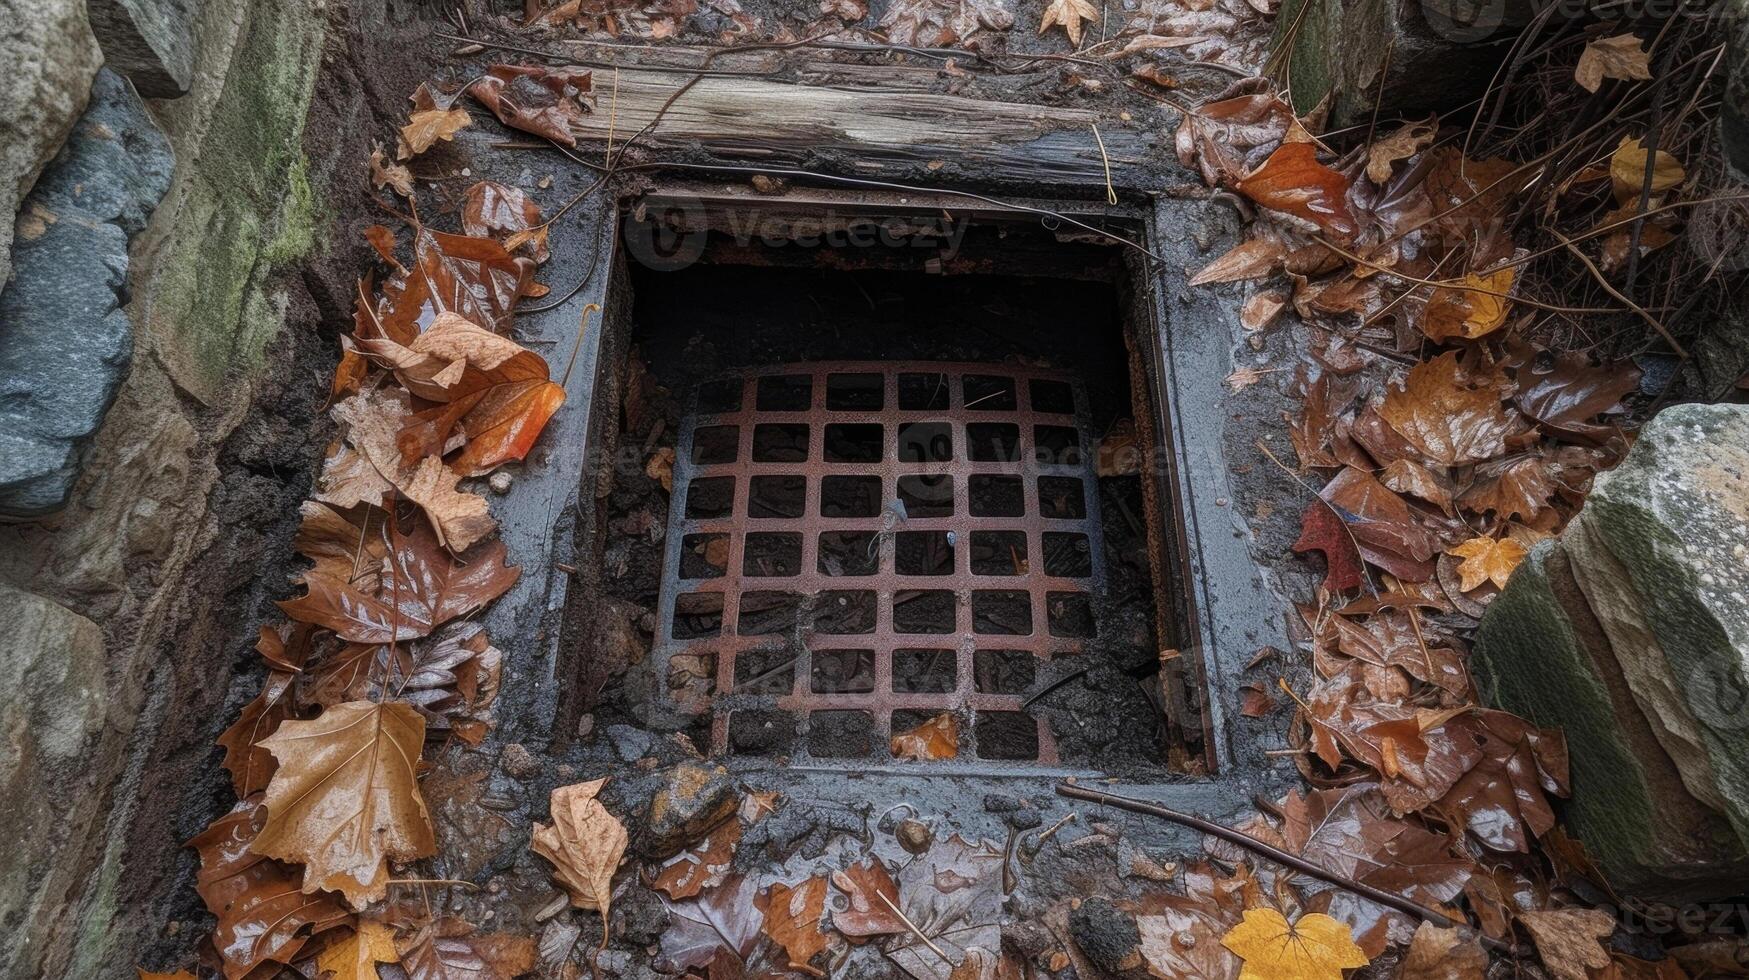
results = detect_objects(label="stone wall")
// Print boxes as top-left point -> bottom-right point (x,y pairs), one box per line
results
0,0 -> 330,974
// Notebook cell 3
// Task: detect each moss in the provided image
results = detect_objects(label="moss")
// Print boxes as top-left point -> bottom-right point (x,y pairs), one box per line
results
262,153 -> 322,266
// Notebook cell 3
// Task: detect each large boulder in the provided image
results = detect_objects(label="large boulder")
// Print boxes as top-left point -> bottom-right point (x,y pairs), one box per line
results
88,0 -> 200,98
0,68 -> 174,517
1473,403 -> 1749,900
0,0 -> 103,292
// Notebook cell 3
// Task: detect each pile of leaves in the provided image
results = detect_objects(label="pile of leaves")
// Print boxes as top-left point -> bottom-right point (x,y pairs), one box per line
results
167,65 -> 593,980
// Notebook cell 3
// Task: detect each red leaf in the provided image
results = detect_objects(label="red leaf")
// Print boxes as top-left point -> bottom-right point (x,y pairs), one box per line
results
1292,501 -> 1366,592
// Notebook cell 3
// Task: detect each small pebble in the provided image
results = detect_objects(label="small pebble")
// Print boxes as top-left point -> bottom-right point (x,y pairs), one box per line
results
896,818 -> 933,854
489,470 -> 514,494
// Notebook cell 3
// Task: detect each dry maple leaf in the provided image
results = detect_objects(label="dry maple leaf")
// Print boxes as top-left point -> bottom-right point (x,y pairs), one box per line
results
1609,135 -> 1684,203
1038,0 -> 1098,46
762,877 -> 830,974
879,0 -> 1014,47
318,919 -> 400,980
532,778 -> 629,915
1422,266 -> 1514,342
188,797 -> 351,979
1398,923 -> 1487,980
1520,909 -> 1616,980
1378,352 -> 1514,466
253,700 -> 436,906
397,918 -> 537,980
831,859 -> 905,941
1447,535 -> 1527,592
891,712 -> 959,760
1575,34 -> 1652,93
1365,117 -> 1436,184
1220,908 -> 1369,980
1236,142 -> 1358,243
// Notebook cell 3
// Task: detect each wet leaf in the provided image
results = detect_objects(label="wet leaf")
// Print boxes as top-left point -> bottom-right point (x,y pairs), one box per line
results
1447,535 -> 1526,591
1038,0 -> 1098,45
1379,353 -> 1514,466
1136,861 -> 1248,980
1514,350 -> 1640,438
831,859 -> 905,941
887,835 -> 1004,980
1379,459 -> 1453,513
531,778 -> 629,914
399,85 -> 472,159
1519,909 -> 1615,980
301,626 -> 503,742
1421,267 -> 1513,342
1365,117 -> 1436,184
1398,923 -> 1487,980
1174,91 -> 1294,186
463,181 -> 548,261
317,919 -> 401,980
217,625 -> 310,796
253,700 -> 436,906
188,797 -> 351,979
651,818 -> 740,900
1609,135 -> 1684,203
1242,290 -> 1288,331
657,874 -> 767,973
891,712 -> 959,760
1321,465 -> 1439,574
469,65 -> 593,147
879,0 -> 1014,45
763,877 -> 831,974
1220,908 -> 1368,980
1420,149 -> 1519,245
371,225 -> 537,340
399,918 -> 537,980
1236,142 -> 1358,242
1575,34 -> 1652,93
1191,236 -> 1286,285
1458,455 -> 1554,520
1292,501 -> 1366,593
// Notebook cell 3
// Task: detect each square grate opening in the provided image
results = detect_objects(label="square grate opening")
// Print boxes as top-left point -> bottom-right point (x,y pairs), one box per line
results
652,362 -> 1108,764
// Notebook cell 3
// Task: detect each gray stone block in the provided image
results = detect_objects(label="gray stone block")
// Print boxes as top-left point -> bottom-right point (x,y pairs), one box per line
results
0,69 -> 173,518
88,0 -> 200,98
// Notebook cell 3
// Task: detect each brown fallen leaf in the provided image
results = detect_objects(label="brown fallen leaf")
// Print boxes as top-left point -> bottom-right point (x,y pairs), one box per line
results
1038,0 -> 1098,45
646,446 -> 676,491
137,971 -> 197,980
1519,909 -> 1616,980
879,0 -> 1015,47
398,918 -> 537,980
1458,455 -> 1554,520
1365,117 -> 1436,184
1220,908 -> 1368,980
1398,922 -> 1488,980
317,919 -> 400,980
462,180 -> 547,260
1236,142 -> 1358,242
217,624 -> 311,797
370,143 -> 415,197
1378,352 -> 1514,466
1421,267 -> 1513,342
399,84 -> 472,159
762,877 -> 831,974
891,712 -> 959,761
1447,535 -> 1527,592
651,818 -> 740,900
532,778 -> 629,916
1575,33 -> 1652,93
253,701 -> 436,906
831,859 -> 906,941
1191,236 -> 1286,285
469,65 -> 594,147
1174,91 -> 1295,186
188,797 -> 351,979
1241,290 -> 1288,331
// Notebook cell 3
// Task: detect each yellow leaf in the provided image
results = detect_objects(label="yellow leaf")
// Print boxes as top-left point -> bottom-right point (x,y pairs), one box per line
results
317,920 -> 400,980
1220,908 -> 1370,980
531,778 -> 629,914
1574,34 -> 1652,93
890,712 -> 959,761
398,106 -> 471,159
1037,0 -> 1098,45
1422,266 -> 1514,342
1609,136 -> 1684,203
1446,535 -> 1527,592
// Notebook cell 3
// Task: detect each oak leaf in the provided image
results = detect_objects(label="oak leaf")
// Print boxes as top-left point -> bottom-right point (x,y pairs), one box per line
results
317,919 -> 401,980
188,797 -> 351,979
1609,135 -> 1684,203
1236,142 -> 1358,242
253,701 -> 437,906
1038,0 -> 1098,45
399,85 -> 472,159
1398,923 -> 1487,980
891,712 -> 959,760
762,877 -> 831,973
1364,117 -> 1436,184
1575,34 -> 1652,93
1447,535 -> 1527,592
831,859 -> 905,941
531,778 -> 628,914
1422,267 -> 1514,342
1219,909 -> 1368,980
1519,909 -> 1615,980
1378,352 -> 1514,466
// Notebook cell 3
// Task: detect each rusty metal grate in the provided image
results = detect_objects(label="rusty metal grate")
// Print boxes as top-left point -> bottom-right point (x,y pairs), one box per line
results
651,362 -> 1106,764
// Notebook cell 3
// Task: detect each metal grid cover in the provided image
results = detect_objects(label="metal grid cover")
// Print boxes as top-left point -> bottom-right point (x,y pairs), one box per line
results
651,362 -> 1107,763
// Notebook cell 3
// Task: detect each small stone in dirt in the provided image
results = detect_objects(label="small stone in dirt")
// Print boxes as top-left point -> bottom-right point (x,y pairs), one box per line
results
637,761 -> 738,859
1004,808 -> 1043,831
1070,897 -> 1143,976
489,470 -> 514,494
982,793 -> 1022,813
616,884 -> 669,945
896,818 -> 933,854
499,743 -> 540,779
606,724 -> 654,762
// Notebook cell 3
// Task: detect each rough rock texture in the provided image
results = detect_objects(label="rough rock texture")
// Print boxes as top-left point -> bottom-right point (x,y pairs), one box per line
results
0,0 -> 102,292
88,0 -> 200,97
1473,403 -> 1749,899
0,68 -> 175,518
637,761 -> 739,858
1270,0 -> 1524,124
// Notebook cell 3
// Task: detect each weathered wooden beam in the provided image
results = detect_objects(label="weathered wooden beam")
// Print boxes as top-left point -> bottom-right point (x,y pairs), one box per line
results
571,68 -> 1158,188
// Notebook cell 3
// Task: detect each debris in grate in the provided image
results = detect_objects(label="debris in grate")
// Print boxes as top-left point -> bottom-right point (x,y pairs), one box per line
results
652,363 -> 1107,764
